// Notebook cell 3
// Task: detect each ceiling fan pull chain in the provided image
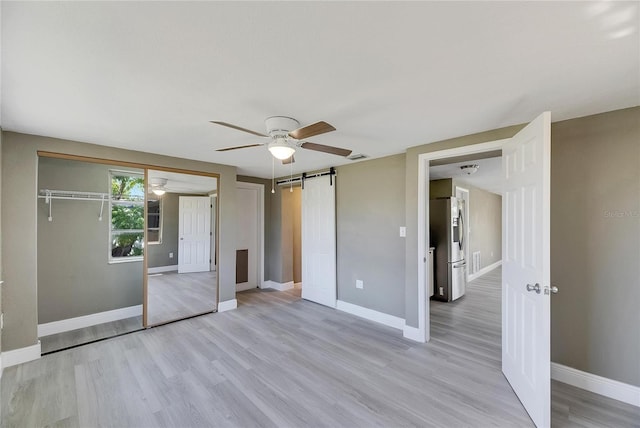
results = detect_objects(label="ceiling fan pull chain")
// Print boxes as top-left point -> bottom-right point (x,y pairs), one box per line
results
271,157 -> 275,194
290,159 -> 293,193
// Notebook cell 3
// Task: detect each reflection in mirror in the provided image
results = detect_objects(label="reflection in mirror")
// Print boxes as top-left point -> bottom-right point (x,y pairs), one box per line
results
146,170 -> 218,326
37,156 -> 144,354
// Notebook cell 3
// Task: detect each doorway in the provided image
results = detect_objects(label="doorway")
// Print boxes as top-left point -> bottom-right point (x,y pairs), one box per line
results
235,182 -> 264,292
418,113 -> 552,427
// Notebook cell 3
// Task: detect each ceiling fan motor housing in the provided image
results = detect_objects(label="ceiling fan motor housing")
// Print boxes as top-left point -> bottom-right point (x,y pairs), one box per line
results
265,116 -> 300,137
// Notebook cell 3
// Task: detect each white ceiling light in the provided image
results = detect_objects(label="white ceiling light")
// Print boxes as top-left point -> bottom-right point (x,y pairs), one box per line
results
150,177 -> 168,195
268,137 -> 295,160
460,164 -> 479,175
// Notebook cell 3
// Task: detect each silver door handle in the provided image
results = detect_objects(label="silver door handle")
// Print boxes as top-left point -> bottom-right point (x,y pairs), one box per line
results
544,285 -> 559,295
526,283 -> 541,294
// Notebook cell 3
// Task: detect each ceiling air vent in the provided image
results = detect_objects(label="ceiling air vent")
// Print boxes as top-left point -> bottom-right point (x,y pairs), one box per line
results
347,153 -> 368,161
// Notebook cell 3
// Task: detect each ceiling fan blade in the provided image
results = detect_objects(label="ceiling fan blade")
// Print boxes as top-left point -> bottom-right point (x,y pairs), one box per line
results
288,121 -> 336,140
301,142 -> 352,157
216,143 -> 263,152
282,155 -> 295,165
210,121 -> 268,137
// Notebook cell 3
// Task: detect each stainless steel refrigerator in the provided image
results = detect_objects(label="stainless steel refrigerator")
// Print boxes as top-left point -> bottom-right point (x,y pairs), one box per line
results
430,197 -> 466,302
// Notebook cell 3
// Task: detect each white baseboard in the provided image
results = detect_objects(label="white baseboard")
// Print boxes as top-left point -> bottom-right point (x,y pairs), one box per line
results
2,342 -> 41,369
403,324 -> 426,343
468,260 -> 502,282
336,300 -> 405,330
293,282 -> 302,288
262,280 -> 294,291
217,299 -> 237,312
148,265 -> 178,274
38,305 -> 143,337
551,362 -> 640,407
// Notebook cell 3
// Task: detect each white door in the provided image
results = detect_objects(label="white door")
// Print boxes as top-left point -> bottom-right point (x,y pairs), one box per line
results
236,185 -> 259,291
502,112 -> 551,428
301,175 -> 336,307
178,196 -> 211,274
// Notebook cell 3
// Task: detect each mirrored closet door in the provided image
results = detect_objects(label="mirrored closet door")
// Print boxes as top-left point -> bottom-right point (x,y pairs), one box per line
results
37,156 -> 144,353
144,169 -> 219,326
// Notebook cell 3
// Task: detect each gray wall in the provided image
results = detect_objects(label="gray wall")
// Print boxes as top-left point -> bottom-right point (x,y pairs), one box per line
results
336,154 -> 406,318
551,107 -> 640,386
280,186 -> 302,284
1,131 -> 237,352
452,180 -> 502,271
147,192 -> 208,269
37,157 -> 143,323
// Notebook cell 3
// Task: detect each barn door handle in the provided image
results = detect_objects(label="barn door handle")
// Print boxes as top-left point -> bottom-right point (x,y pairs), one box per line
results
526,283 -> 541,294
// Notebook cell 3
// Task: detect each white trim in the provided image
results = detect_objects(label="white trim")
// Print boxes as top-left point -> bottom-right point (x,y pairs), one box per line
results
418,138 -> 509,344
2,342 -> 41,368
336,300 -> 405,330
262,280 -> 294,291
217,299 -> 237,312
293,282 -> 302,288
38,305 -> 143,337
551,362 -> 640,408
148,264 -> 178,274
403,324 -> 424,342
236,181 -> 265,292
468,260 -> 502,282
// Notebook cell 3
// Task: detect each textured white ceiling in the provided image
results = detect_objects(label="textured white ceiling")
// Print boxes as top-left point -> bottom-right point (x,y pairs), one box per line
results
2,1 -> 638,178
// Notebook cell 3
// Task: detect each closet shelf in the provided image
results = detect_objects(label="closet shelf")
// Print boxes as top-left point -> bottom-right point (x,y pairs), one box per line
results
38,189 -> 109,222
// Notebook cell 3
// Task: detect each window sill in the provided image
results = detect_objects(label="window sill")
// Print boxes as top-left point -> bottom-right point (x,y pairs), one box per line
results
109,257 -> 143,265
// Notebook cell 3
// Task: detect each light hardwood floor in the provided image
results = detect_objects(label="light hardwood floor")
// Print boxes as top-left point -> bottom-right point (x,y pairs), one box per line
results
147,270 -> 218,325
2,269 -> 638,427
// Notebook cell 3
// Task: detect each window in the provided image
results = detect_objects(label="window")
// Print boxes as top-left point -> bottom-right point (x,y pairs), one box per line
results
110,171 -> 145,261
147,197 -> 163,244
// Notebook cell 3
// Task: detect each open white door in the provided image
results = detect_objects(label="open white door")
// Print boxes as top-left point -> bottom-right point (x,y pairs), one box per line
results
502,112 -> 551,427
178,196 -> 211,274
301,175 -> 336,308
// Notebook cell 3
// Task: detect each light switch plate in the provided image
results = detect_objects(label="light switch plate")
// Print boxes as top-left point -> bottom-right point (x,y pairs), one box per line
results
356,280 -> 364,289
399,226 -> 406,237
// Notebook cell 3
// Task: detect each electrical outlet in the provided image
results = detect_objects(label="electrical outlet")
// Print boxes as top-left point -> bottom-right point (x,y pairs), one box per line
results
169,252 -> 174,259
399,226 -> 406,237
356,280 -> 364,289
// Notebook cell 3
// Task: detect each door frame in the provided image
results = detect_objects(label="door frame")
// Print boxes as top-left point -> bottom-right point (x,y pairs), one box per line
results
235,181 -> 265,289
416,138 -> 508,342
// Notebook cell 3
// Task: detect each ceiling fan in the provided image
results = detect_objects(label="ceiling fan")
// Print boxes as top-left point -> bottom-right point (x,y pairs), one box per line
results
210,116 -> 352,164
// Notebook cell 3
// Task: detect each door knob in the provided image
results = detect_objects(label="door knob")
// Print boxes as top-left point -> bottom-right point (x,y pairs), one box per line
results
544,285 -> 559,295
526,283 -> 541,294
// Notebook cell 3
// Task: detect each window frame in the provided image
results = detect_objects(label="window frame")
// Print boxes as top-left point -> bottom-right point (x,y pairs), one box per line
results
108,170 -> 145,264
146,196 -> 163,245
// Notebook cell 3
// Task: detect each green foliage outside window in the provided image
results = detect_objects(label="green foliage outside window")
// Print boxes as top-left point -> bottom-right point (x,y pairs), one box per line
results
110,174 -> 145,259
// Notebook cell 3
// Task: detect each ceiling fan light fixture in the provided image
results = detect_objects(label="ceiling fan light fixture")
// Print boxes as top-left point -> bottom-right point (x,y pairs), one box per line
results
150,177 -> 167,195
460,164 -> 479,175
268,138 -> 296,160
